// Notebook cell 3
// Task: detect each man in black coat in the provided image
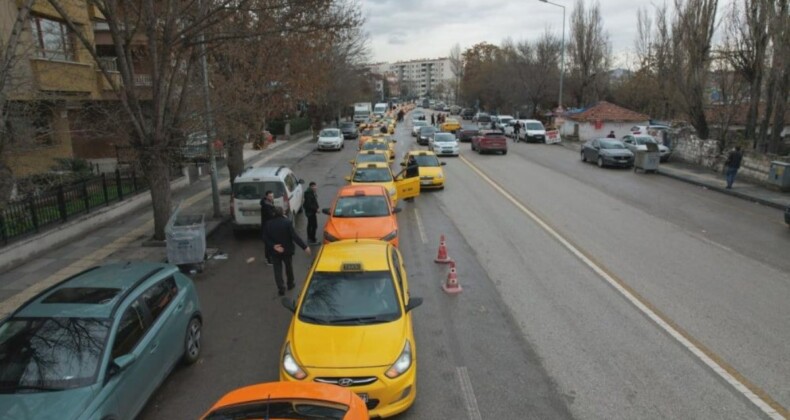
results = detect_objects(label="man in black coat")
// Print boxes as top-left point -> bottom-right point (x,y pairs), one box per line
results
303,182 -> 319,244
724,146 -> 743,189
262,207 -> 311,295
259,190 -> 277,264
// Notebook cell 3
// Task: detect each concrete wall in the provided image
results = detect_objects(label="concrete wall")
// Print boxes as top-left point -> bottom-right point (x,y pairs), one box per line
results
560,121 -> 648,141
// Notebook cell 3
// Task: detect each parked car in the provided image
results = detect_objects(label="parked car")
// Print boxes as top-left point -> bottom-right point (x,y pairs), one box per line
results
317,128 -> 344,151
417,125 -> 438,146
457,128 -> 479,142
231,165 -> 305,232
339,121 -> 359,139
412,120 -> 429,137
518,119 -> 547,143
0,262 -> 203,420
201,382 -> 370,420
581,138 -> 634,168
431,132 -> 460,156
461,108 -> 475,120
494,115 -> 514,131
471,130 -> 508,155
621,134 -> 671,161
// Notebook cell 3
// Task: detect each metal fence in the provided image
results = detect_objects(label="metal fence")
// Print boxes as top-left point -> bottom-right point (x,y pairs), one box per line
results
1,169 -> 149,246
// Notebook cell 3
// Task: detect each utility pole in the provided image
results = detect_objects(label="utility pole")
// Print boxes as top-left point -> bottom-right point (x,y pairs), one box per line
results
198,0 -> 221,218
539,0 -> 566,109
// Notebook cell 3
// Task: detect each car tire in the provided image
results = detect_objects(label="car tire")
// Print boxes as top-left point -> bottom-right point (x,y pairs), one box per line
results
502,150 -> 507,155
183,317 -> 202,365
581,152 -> 587,162
597,157 -> 604,168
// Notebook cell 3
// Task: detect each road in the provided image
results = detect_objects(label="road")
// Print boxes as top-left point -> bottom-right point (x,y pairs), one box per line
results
141,112 -> 790,419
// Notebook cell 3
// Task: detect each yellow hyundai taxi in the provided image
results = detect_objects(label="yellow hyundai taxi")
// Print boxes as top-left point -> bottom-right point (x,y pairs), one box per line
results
350,150 -> 389,167
345,162 -> 419,206
440,118 -> 461,133
401,150 -> 447,189
360,138 -> 395,161
279,240 -> 422,418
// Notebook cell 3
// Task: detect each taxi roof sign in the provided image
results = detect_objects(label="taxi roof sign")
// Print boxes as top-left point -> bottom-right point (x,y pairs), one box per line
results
342,262 -> 363,272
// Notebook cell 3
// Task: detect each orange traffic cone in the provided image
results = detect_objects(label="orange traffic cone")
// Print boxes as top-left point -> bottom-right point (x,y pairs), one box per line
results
434,234 -> 452,263
442,261 -> 462,294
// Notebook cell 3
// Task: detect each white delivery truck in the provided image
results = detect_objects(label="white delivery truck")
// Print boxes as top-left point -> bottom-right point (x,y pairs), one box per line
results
353,102 -> 372,124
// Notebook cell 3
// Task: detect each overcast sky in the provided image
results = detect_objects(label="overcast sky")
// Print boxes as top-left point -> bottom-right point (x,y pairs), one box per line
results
362,0 -> 728,68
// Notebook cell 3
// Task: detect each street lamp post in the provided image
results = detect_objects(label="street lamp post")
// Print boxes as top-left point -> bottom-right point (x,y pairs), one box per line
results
539,0 -> 565,110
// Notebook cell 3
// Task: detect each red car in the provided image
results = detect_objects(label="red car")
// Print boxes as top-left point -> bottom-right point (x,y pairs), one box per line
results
472,130 -> 508,155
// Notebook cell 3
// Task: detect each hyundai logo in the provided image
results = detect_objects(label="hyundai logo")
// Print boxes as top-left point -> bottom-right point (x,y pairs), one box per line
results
337,378 -> 354,387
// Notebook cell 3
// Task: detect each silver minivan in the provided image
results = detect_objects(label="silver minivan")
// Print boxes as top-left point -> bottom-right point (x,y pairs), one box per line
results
230,165 -> 305,233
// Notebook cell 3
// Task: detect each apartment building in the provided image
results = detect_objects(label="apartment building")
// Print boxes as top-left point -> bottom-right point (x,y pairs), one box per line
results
367,57 -> 454,99
2,0 -> 149,176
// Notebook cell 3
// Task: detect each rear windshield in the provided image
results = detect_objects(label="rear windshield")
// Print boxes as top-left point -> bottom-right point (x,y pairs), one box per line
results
233,181 -> 285,200
340,122 -> 355,129
419,126 -> 437,135
635,137 -> 656,145
205,401 -> 348,420
414,155 -> 440,167
434,133 -> 456,143
356,154 -> 388,164
362,142 -> 388,151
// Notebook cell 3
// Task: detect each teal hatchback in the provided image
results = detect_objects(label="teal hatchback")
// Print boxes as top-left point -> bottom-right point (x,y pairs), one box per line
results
0,262 -> 202,419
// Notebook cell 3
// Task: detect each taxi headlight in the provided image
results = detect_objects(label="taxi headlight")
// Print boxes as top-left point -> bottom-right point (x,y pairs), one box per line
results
388,187 -> 397,197
381,230 -> 398,241
385,341 -> 412,379
436,173 -> 443,179
283,343 -> 307,380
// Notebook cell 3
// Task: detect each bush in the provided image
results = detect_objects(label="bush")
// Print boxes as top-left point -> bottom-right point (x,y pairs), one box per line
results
289,117 -> 311,134
267,119 -> 286,135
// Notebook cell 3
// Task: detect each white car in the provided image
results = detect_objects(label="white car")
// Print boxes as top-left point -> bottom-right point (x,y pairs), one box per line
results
412,120 -> 429,137
231,165 -> 305,233
431,132 -> 459,156
517,119 -> 547,143
621,134 -> 672,162
317,128 -> 344,151
495,115 -> 514,131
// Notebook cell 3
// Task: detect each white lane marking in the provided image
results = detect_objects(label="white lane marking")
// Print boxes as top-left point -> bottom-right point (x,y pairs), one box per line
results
414,208 -> 428,244
456,366 -> 483,420
460,155 -> 787,420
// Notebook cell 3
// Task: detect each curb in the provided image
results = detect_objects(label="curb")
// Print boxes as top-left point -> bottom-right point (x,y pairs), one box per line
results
657,169 -> 787,210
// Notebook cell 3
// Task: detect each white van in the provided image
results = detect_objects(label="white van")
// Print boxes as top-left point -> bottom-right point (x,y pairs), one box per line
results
230,165 -> 305,234
373,102 -> 388,117
518,119 -> 547,143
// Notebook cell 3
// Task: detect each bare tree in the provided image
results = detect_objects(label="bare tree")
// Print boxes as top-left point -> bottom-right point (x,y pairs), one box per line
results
758,0 -> 789,152
449,43 -> 464,105
567,0 -> 611,107
671,0 -> 719,139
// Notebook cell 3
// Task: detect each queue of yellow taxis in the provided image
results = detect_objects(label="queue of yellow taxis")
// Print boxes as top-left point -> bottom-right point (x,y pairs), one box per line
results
344,162 -> 419,206
350,150 -> 389,167
401,150 -> 447,189
359,138 -> 395,161
321,185 -> 401,246
279,240 -> 423,418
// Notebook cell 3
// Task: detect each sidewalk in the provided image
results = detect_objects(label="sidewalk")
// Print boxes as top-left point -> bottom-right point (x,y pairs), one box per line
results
558,140 -> 790,210
0,134 -> 315,317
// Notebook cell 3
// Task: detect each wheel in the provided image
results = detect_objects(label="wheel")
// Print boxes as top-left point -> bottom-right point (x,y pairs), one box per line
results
597,157 -> 604,168
502,150 -> 507,155
581,152 -> 587,162
183,317 -> 202,365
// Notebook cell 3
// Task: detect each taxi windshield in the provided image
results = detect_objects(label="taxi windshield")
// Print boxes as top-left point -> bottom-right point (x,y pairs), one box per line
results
333,196 -> 390,217
352,168 -> 392,183
414,155 -> 440,167
362,142 -> 388,151
299,271 -> 401,325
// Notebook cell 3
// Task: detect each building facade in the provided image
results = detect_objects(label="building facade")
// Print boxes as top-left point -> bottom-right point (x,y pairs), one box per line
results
368,57 -> 454,100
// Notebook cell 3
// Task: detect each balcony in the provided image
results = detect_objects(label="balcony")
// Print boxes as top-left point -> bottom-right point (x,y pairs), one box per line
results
30,58 -> 96,94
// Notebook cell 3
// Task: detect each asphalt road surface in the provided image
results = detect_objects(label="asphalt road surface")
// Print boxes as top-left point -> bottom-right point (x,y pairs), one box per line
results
140,112 -> 789,420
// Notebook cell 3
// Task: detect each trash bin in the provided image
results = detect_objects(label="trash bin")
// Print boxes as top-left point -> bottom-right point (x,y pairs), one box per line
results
768,161 -> 790,192
166,213 -> 206,270
634,142 -> 660,173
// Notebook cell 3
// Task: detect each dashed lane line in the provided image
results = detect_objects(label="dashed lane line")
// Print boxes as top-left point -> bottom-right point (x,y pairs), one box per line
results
456,366 -> 483,420
414,207 -> 428,244
459,154 -> 787,420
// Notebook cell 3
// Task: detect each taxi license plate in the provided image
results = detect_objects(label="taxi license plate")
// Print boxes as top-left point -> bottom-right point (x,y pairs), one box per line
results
420,180 -> 433,185
356,393 -> 369,402
242,210 -> 259,216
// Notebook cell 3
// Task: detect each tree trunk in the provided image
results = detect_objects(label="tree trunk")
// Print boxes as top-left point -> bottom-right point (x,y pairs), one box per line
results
226,137 -> 245,188
758,61 -> 778,151
768,69 -> 789,154
142,153 -> 172,241
745,73 -> 762,141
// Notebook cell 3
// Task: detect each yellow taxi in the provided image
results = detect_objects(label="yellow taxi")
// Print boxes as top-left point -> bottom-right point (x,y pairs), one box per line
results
279,240 -> 422,418
360,138 -> 395,161
350,150 -> 389,167
344,162 -> 419,206
440,118 -> 461,133
401,150 -> 447,189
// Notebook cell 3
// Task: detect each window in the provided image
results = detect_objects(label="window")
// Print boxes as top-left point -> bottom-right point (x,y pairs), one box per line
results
141,277 -> 178,323
391,250 -> 405,299
112,300 -> 147,358
284,174 -> 297,192
30,16 -> 75,61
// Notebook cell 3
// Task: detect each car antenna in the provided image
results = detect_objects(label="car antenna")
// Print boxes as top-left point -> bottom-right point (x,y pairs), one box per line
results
265,393 -> 271,420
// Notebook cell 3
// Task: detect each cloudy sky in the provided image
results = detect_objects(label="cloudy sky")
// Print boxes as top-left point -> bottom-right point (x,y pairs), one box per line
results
362,0 -> 728,67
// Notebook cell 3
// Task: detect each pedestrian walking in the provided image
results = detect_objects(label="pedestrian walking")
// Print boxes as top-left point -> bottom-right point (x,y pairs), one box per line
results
513,121 -> 521,142
724,146 -> 743,189
259,190 -> 277,265
303,182 -> 319,244
262,207 -> 311,296
490,120 -> 496,130
606,131 -> 616,138
431,113 -> 435,126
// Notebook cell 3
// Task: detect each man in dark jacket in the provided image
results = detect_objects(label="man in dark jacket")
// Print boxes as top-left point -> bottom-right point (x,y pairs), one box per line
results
303,182 -> 319,244
262,207 -> 311,295
724,146 -> 743,189
259,190 -> 277,264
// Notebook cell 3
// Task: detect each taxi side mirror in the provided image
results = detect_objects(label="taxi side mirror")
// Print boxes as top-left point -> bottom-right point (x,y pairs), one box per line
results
392,207 -> 402,214
321,208 -> 330,215
281,297 -> 296,313
405,297 -> 423,312
344,176 -> 351,182
441,162 -> 447,166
